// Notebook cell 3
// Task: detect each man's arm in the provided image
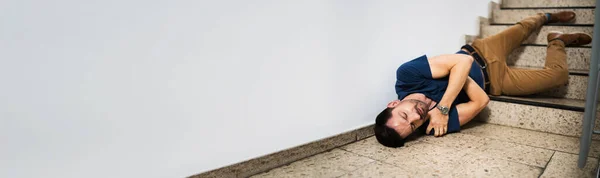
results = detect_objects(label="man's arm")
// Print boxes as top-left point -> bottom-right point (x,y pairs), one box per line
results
456,77 -> 490,126
426,54 -> 474,136
428,54 -> 474,108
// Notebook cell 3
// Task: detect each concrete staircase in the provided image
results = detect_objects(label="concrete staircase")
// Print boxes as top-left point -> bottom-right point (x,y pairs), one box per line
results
469,1 -> 599,140
193,0 -> 600,177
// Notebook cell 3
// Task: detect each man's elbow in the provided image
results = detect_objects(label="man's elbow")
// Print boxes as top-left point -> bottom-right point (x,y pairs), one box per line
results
462,55 -> 474,64
479,95 -> 490,109
466,55 -> 475,64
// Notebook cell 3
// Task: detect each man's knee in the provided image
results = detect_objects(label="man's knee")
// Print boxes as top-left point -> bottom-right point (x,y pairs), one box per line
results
552,69 -> 569,85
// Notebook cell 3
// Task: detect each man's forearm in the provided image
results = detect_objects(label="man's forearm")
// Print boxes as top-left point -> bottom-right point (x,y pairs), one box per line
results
463,77 -> 490,107
455,77 -> 490,126
438,55 -> 473,107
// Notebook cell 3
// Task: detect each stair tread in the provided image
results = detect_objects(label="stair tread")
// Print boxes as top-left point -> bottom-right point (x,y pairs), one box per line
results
492,2 -> 595,25
500,0 -> 595,8
489,95 -> 585,111
510,66 -> 589,76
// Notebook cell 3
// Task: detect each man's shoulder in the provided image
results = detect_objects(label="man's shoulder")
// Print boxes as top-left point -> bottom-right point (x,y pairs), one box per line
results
396,55 -> 432,82
398,55 -> 428,68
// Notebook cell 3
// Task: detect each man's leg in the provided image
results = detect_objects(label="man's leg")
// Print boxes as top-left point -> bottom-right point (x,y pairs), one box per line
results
475,13 -> 547,63
471,14 -> 548,95
501,40 -> 568,95
501,32 -> 592,95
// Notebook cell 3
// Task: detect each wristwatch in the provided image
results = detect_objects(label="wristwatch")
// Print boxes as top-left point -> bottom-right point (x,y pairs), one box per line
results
437,105 -> 450,115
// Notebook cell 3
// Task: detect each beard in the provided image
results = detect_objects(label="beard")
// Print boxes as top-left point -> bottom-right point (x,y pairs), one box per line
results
404,99 -> 429,120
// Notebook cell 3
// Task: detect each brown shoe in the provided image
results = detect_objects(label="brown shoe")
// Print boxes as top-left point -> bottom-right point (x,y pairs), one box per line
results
547,31 -> 592,46
547,11 -> 576,23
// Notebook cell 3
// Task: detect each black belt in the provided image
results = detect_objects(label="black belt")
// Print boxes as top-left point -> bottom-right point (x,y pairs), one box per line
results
461,44 -> 491,94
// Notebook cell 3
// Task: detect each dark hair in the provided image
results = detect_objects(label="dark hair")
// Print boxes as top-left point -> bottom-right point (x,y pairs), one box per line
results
374,107 -> 405,148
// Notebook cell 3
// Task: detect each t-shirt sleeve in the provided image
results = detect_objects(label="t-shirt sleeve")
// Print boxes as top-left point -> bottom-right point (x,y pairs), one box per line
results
426,106 -> 461,135
396,55 -> 433,83
447,106 -> 461,133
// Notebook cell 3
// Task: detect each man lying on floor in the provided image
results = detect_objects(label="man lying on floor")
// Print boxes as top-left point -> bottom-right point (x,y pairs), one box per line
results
374,11 -> 592,148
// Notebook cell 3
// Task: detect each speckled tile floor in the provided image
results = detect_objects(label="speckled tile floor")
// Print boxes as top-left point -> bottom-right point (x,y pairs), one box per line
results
251,122 -> 600,178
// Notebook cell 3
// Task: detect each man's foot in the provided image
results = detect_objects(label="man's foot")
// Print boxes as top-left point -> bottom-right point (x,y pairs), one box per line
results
547,32 -> 592,46
546,11 -> 576,23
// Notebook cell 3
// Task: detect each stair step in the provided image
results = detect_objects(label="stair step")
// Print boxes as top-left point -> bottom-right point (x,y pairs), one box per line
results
501,0 -> 595,8
481,25 -> 593,46
537,74 -> 587,100
489,95 -> 585,111
511,66 -> 589,76
491,2 -> 595,25
476,99 -> 600,139
508,46 -> 591,71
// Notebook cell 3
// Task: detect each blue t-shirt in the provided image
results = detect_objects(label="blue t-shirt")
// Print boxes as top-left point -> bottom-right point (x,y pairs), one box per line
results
395,51 -> 484,135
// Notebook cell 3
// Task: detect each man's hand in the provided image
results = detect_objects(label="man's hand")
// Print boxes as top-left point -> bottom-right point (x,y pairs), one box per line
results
427,108 -> 449,137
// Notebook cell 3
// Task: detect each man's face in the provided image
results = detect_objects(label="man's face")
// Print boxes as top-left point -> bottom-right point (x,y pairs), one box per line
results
385,99 -> 429,138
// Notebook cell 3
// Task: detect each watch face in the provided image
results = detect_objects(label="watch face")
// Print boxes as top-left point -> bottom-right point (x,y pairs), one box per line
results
438,106 -> 449,115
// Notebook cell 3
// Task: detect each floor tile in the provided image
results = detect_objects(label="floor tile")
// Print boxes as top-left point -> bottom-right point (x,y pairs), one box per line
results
461,122 -> 600,158
451,154 -> 543,178
338,161 -> 412,178
342,136 -> 470,177
250,149 -> 374,178
477,137 -> 554,168
420,133 -> 488,151
381,142 -> 470,177
540,152 -> 598,178
339,136 -> 424,161
420,132 -> 554,168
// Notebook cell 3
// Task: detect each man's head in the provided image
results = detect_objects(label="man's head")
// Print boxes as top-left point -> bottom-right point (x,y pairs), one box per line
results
374,99 -> 429,147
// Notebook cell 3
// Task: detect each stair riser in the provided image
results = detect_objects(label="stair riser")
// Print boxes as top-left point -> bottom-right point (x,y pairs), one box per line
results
492,5 -> 595,25
481,25 -> 594,46
501,0 -> 595,8
476,101 -> 600,139
538,75 -> 587,100
508,46 -> 591,71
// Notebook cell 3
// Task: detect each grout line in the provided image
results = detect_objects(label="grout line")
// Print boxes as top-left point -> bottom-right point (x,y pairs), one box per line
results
541,151 -> 556,174
339,141 -> 436,163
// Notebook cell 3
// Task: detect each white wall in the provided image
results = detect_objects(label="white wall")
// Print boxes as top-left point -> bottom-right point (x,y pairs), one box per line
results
0,0 -> 496,177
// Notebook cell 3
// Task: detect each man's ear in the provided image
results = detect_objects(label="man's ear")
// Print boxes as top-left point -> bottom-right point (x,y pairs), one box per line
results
387,100 -> 401,108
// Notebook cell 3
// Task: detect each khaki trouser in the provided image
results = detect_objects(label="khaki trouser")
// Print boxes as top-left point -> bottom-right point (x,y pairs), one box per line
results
472,13 -> 569,96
